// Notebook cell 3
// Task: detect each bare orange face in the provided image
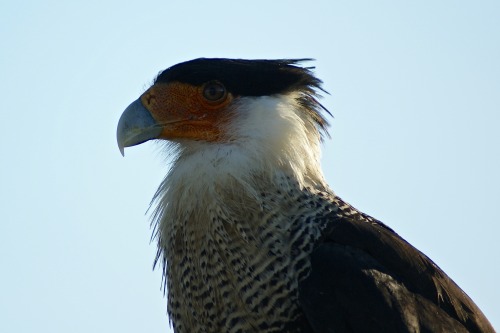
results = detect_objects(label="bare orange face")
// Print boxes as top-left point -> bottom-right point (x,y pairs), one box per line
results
140,81 -> 234,142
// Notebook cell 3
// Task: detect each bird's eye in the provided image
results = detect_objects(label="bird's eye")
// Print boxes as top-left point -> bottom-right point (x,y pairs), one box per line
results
202,81 -> 227,102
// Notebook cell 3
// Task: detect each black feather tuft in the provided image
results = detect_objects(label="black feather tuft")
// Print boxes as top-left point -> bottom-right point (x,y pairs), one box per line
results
155,58 -> 319,96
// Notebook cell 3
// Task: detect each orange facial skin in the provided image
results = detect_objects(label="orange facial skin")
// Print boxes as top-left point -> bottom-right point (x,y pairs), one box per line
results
140,82 -> 234,142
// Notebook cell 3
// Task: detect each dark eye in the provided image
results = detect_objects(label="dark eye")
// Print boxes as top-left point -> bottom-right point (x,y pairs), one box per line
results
202,81 -> 226,102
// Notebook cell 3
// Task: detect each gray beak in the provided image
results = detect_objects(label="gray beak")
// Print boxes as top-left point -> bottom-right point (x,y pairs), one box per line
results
116,99 -> 162,156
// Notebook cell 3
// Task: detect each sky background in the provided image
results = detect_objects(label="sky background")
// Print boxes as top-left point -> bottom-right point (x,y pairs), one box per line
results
1,1 -> 499,332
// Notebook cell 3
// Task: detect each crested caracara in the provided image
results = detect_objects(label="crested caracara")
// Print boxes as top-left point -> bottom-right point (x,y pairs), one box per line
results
117,58 -> 495,333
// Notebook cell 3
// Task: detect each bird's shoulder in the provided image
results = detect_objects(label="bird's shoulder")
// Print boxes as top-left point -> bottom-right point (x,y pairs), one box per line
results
297,196 -> 495,333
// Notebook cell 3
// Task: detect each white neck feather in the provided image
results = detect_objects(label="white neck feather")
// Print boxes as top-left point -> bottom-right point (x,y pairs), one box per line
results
151,92 -> 328,246
168,93 -> 324,185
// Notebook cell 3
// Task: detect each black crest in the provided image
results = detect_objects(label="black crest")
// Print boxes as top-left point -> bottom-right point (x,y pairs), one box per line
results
155,58 -> 324,97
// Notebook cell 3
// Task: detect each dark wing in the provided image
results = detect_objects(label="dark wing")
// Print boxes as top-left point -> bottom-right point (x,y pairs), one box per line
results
298,208 -> 495,333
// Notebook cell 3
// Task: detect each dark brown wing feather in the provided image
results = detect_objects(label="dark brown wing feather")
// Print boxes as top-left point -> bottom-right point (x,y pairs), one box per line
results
299,207 -> 495,333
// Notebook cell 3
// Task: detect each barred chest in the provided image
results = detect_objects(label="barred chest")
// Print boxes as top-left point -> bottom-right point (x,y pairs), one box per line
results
157,180 -> 336,333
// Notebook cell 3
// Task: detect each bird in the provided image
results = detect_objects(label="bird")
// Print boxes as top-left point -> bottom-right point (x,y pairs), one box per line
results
116,58 -> 495,333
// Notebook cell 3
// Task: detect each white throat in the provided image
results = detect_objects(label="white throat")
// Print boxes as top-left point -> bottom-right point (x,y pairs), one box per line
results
164,93 -> 325,188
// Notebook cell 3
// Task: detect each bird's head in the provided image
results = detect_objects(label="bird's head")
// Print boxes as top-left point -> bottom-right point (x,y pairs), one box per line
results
117,58 -> 329,150
117,58 -> 331,188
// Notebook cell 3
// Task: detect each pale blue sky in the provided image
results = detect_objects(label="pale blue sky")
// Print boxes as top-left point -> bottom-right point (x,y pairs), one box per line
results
1,1 -> 498,332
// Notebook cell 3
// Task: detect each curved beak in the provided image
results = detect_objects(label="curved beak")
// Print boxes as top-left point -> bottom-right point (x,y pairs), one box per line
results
116,99 -> 163,156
